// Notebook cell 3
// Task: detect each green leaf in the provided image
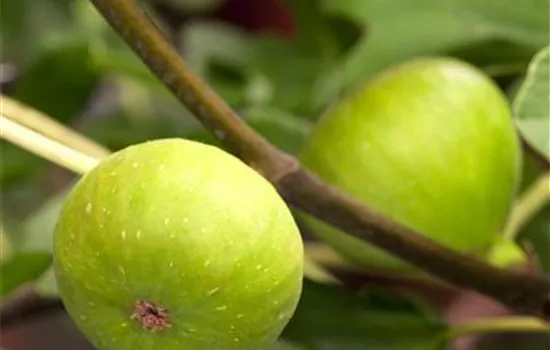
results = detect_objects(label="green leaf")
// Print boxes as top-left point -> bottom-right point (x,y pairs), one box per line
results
86,113 -> 192,152
243,106 -> 313,154
178,20 -> 254,107
269,340 -> 308,350
322,0 -> 549,88
519,204 -> 550,273
177,18 -> 348,117
17,187 -> 72,253
0,252 -> 52,297
12,37 -> 102,124
0,142 -> 46,185
284,0 -> 344,60
455,0 -> 549,48
186,106 -> 312,154
513,46 -> 550,159
248,37 -> 334,116
281,279 -> 448,350
0,0 -> 72,63
34,266 -> 59,297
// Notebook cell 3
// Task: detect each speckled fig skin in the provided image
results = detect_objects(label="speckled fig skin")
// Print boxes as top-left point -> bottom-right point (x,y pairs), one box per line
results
53,138 -> 304,350
299,58 -> 522,272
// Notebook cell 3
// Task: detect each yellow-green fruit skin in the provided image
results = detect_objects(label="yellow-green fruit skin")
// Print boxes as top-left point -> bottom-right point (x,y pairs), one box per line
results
299,58 -> 522,271
53,139 -> 304,350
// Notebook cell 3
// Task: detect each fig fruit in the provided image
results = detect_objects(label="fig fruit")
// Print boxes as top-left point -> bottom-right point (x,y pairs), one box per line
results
299,58 -> 522,271
53,138 -> 304,350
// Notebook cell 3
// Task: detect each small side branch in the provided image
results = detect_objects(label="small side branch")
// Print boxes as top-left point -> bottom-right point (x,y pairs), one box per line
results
0,116 -> 100,174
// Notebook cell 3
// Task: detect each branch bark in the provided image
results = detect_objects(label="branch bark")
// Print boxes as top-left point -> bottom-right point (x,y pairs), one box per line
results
89,0 -> 550,319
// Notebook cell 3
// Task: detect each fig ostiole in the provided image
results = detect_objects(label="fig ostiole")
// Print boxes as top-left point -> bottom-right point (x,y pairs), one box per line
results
298,57 -> 522,272
53,138 -> 304,350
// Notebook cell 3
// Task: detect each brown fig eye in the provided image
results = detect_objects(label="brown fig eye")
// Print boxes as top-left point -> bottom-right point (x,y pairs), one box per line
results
299,58 -> 522,272
53,138 -> 304,350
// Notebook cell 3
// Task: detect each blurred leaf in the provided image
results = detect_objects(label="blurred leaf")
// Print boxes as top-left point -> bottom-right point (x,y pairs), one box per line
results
519,204 -> 550,273
0,252 -> 52,297
17,187 -> 72,253
515,150 -> 549,273
269,340 -> 308,350
34,266 -> 59,297
243,105 -> 313,154
323,1 -> 488,89
322,0 -> 549,88
0,224 -> 14,262
513,46 -> 550,159
86,114 -> 191,151
178,17 -> 354,117
281,279 -> 448,350
0,142 -> 46,185
456,0 -> 549,47
285,0 -> 342,60
180,20 -> 253,73
451,40 -> 533,77
178,20 -> 253,107
248,37 -> 334,116
187,106 -> 312,154
0,0 -> 72,63
12,37 -> 102,124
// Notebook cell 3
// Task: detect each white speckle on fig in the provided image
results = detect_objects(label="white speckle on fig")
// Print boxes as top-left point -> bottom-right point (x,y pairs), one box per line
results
86,203 -> 92,213
121,230 -> 126,240
207,287 -> 220,296
136,230 -> 142,239
163,218 -> 170,226
215,305 -> 228,311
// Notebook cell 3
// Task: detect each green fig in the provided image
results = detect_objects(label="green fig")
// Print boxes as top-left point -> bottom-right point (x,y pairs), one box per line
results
53,138 -> 304,350
299,58 -> 522,272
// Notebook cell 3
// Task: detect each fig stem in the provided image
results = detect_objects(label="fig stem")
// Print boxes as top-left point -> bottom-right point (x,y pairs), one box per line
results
0,116 -> 100,174
446,316 -> 550,339
88,0 -> 550,319
504,172 -> 550,240
1,95 -> 111,159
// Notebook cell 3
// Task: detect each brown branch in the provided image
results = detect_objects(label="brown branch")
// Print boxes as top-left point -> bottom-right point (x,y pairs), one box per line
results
89,0 -> 550,319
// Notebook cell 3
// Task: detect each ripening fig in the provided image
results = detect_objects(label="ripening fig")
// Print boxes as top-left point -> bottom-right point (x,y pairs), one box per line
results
299,58 -> 522,272
53,138 -> 304,350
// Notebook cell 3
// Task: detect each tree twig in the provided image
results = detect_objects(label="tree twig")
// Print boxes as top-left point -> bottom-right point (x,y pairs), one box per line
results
447,316 -> 550,339
0,116 -> 101,174
505,172 -> 550,239
88,0 -> 550,318
1,95 -> 111,159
